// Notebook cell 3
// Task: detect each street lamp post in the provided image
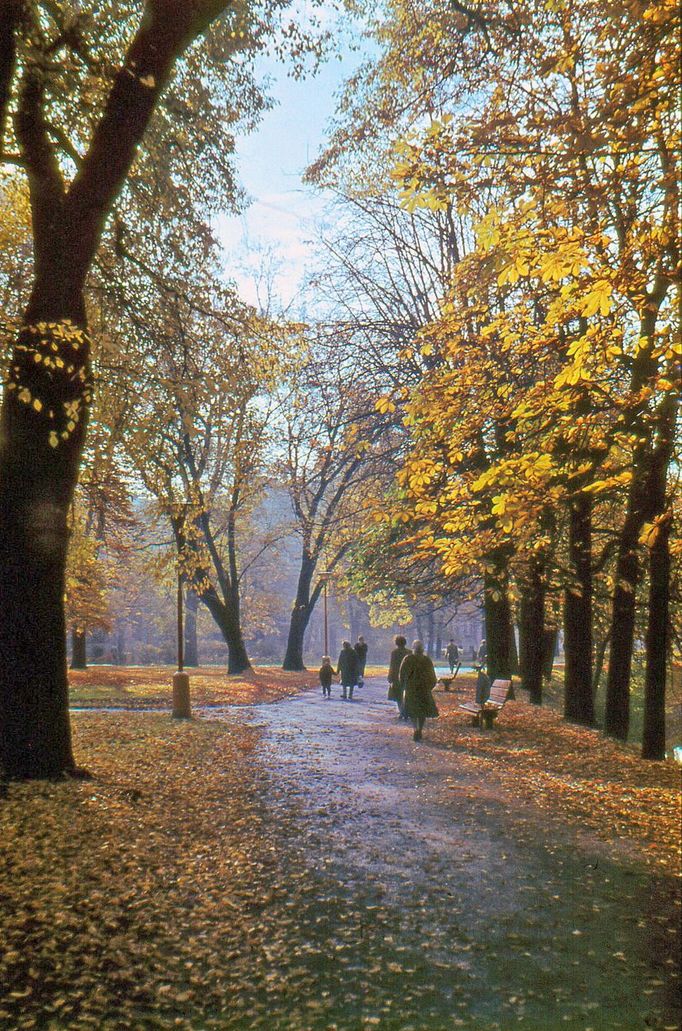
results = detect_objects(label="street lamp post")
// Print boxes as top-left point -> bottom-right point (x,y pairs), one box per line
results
172,569 -> 191,718
320,570 -> 332,656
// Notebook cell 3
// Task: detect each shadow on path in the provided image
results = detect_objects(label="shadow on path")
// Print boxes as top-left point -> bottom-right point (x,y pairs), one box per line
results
202,677 -> 680,1030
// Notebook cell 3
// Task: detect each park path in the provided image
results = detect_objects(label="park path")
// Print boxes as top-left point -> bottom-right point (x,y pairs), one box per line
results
203,676 -> 680,1031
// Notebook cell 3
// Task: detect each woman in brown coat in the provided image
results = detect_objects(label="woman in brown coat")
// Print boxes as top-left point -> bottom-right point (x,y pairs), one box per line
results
387,635 -> 411,718
399,640 -> 438,741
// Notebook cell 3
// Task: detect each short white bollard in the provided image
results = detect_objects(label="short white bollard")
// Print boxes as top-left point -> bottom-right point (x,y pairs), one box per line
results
172,670 -> 191,719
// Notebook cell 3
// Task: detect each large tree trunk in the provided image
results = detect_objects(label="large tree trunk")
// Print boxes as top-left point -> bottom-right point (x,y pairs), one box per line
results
283,602 -> 312,671
519,561 -> 545,705
604,305 -> 673,741
70,629 -> 87,670
641,513 -> 671,760
184,588 -> 199,667
0,4 -> 231,779
563,492 -> 594,726
200,587 -> 250,675
283,551 -> 315,671
0,300 -> 89,778
542,628 -> 558,680
484,561 -> 512,682
603,503 -> 640,740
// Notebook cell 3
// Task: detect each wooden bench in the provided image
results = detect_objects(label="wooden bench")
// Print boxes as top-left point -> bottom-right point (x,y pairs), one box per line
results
458,679 -> 513,729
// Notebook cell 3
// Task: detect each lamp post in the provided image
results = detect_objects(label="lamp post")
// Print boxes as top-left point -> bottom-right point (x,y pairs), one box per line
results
320,570 -> 332,656
172,569 -> 191,718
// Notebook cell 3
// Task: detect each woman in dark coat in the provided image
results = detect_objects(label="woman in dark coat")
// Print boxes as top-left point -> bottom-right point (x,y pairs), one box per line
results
337,641 -> 359,700
399,640 -> 438,741
387,635 -> 411,717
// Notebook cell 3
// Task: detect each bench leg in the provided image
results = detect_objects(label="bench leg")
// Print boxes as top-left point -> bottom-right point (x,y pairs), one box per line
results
482,710 -> 496,730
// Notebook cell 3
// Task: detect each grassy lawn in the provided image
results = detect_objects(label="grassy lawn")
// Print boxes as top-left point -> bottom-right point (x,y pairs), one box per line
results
68,665 -> 318,709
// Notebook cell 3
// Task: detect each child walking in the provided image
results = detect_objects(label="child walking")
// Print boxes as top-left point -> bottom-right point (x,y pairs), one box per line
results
319,656 -> 336,698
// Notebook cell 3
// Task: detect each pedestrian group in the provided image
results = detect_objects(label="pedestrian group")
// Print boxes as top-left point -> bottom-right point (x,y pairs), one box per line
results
319,633 -> 444,742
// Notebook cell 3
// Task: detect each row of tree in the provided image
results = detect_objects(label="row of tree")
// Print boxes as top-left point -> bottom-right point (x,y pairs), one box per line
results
0,0 -> 351,778
1,0 -> 678,780
308,0 -> 680,760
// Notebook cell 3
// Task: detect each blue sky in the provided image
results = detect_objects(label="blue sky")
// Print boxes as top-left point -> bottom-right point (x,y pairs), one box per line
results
216,38 -> 366,312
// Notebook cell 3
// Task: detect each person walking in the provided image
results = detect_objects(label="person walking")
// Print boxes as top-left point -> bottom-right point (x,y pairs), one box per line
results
337,641 -> 359,700
354,636 -> 368,687
318,656 -> 336,698
399,640 -> 439,741
446,639 -> 459,674
387,635 -> 411,718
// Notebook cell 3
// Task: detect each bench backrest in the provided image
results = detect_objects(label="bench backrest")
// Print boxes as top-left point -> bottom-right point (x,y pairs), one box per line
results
488,679 -> 512,704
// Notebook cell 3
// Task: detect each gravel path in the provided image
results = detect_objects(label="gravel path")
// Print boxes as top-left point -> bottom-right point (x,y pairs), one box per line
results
210,676 -> 681,1031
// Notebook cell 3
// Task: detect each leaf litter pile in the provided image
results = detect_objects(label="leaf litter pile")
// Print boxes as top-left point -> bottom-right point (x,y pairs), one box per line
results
429,679 -> 681,877
0,675 -> 680,1030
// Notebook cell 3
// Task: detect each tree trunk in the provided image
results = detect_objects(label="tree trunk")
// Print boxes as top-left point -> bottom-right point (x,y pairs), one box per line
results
184,588 -> 199,667
0,314 -> 88,779
484,564 -> 512,682
283,550 -> 315,671
0,4 -> 231,779
564,492 -> 594,726
604,307 -> 674,741
200,587 -> 250,674
641,513 -> 671,760
426,609 -> 435,658
519,562 -> 545,705
509,624 -> 520,676
70,629 -> 87,670
592,632 -> 611,703
604,507 -> 640,740
115,623 -> 126,666
542,629 -> 558,680
641,394 -> 677,758
283,602 -> 312,671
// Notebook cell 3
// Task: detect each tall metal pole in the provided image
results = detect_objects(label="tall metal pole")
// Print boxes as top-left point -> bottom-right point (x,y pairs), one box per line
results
324,579 -> 328,656
177,571 -> 184,673
173,570 -> 190,717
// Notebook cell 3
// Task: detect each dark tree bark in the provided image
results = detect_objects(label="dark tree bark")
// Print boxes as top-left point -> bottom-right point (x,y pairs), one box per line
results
184,588 -> 199,667
0,2 -> 231,780
640,392 -> 677,759
426,608 -> 435,658
542,628 -> 558,680
70,630 -> 87,670
564,492 -> 594,726
519,560 -> 545,705
641,512 -> 672,760
509,624 -> 520,677
283,603 -> 313,671
604,300 -> 672,741
484,560 -> 512,682
115,624 -> 126,666
603,495 -> 641,740
199,584 -> 250,675
283,550 -> 316,671
592,632 -> 611,703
